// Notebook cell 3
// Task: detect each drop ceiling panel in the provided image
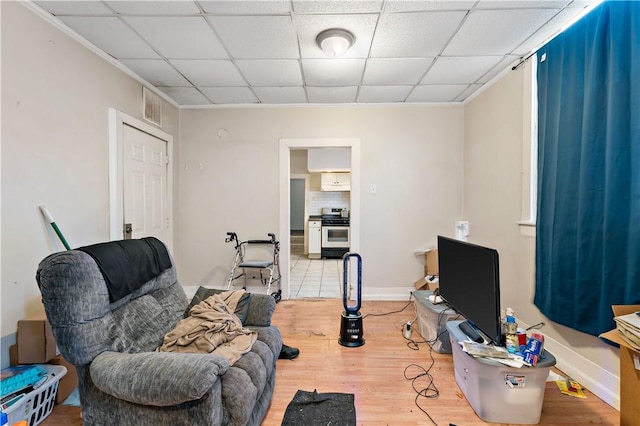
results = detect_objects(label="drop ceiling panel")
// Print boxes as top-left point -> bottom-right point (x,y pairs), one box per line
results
294,14 -> 378,59
59,17 -> 160,59
383,1 -> 477,12
105,1 -> 201,15
421,56 -> 504,84
35,1 -> 113,15
370,11 -> 467,57
475,0 -> 571,9
443,8 -> 561,56
235,60 -> 303,86
477,55 -> 520,84
170,60 -> 246,86
120,59 -> 191,86
199,87 -> 259,104
157,87 -> 211,105
363,58 -> 433,85
513,7 -> 587,55
307,86 -> 358,103
207,16 -> 299,59
357,86 -> 413,103
123,16 -> 228,59
200,1 -> 291,14
455,84 -> 483,101
292,0 -> 383,14
407,85 -> 468,102
302,59 -> 366,86
253,87 -> 308,104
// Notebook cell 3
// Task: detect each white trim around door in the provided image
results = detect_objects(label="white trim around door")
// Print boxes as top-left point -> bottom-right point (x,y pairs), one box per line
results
108,108 -> 174,252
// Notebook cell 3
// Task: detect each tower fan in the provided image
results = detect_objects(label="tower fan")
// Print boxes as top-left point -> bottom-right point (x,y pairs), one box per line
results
339,253 -> 365,347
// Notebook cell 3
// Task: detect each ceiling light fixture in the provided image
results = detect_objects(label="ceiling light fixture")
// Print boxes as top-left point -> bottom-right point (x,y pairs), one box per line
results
316,28 -> 355,57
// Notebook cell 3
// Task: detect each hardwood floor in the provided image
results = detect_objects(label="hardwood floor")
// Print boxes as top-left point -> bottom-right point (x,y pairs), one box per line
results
42,299 -> 619,426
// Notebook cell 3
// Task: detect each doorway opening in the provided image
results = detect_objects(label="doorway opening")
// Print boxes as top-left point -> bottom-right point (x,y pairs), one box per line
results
279,138 -> 361,301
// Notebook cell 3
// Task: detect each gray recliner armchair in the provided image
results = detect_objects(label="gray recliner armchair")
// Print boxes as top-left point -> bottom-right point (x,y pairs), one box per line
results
36,237 -> 282,426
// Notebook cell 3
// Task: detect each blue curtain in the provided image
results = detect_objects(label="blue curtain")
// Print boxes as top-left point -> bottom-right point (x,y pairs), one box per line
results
535,1 -> 640,336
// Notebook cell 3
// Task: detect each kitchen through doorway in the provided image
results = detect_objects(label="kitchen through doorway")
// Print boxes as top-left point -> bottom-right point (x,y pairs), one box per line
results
282,140 -> 360,301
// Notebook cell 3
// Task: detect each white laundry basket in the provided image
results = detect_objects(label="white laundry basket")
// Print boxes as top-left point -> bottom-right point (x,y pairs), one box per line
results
2,365 -> 67,426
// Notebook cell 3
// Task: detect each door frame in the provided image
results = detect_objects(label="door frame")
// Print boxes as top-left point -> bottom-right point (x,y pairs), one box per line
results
279,138 -> 361,300
108,108 -> 174,252
290,174 -> 310,253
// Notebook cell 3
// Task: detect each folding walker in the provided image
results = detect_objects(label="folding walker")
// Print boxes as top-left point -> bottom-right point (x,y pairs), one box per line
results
225,232 -> 282,302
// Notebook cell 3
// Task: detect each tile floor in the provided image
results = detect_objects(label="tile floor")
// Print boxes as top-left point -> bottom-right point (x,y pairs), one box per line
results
289,254 -> 344,299
227,254 -> 343,299
228,231 -> 345,298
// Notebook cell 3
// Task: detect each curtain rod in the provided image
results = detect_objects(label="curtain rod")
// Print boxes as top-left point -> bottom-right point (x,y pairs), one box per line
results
512,51 -> 537,71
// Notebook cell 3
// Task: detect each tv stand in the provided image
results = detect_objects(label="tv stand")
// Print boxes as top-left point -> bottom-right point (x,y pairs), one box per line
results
459,320 -> 484,343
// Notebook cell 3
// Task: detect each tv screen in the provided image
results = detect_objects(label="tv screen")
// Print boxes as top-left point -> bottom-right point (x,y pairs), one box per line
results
437,235 -> 502,344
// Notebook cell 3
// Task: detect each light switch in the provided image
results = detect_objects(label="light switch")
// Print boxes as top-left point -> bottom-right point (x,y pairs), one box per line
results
370,184 -> 377,194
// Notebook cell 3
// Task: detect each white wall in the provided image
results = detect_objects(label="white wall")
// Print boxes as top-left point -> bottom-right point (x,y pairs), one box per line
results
463,61 -> 620,409
0,2 -> 180,366
177,106 -> 464,298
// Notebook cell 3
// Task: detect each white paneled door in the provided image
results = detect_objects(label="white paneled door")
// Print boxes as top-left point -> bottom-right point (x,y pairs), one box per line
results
123,124 -> 169,245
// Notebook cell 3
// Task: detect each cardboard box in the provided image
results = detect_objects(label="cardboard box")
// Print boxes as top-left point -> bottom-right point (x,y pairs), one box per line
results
424,249 -> 439,276
49,355 -> 79,404
599,305 -> 640,426
17,312 -> 58,364
9,344 -> 18,366
415,249 -> 439,291
414,275 -> 439,291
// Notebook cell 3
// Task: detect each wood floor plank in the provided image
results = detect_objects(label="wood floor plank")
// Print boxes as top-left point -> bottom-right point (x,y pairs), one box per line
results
41,299 -> 619,426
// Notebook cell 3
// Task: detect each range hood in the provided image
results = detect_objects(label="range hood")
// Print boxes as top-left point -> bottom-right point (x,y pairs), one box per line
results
307,148 -> 351,172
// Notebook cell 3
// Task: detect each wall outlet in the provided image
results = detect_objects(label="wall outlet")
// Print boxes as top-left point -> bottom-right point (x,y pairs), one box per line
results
456,221 -> 469,241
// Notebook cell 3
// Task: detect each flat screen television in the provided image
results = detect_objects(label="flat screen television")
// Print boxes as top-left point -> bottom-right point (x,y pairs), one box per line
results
437,235 -> 502,344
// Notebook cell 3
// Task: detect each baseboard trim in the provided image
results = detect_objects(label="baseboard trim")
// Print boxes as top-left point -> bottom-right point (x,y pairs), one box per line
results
362,287 -> 415,301
518,320 -> 619,411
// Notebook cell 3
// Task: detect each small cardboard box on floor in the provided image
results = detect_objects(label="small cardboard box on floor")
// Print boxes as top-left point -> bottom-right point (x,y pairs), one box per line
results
13,312 -> 79,404
599,305 -> 640,426
414,249 -> 439,291
17,312 -> 57,364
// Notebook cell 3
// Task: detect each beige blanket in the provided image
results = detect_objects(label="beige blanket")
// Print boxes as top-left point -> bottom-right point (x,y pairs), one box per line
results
157,290 -> 256,366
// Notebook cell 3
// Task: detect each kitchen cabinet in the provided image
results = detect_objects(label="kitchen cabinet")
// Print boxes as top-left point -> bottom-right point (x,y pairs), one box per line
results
321,172 -> 351,191
307,148 -> 351,172
308,220 -> 321,259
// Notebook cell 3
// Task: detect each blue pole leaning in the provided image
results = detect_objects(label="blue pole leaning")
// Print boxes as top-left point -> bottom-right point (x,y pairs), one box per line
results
39,206 -> 71,250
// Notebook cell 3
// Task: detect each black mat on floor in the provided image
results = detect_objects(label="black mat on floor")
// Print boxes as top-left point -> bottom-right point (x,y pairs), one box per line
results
281,389 -> 356,426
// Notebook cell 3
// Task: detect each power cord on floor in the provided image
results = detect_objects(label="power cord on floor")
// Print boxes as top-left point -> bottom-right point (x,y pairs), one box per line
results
361,295 -> 413,319
403,350 -> 440,426
401,298 -> 466,425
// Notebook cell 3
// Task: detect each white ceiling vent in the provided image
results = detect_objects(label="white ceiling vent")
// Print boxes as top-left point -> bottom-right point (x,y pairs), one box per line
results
143,87 -> 162,127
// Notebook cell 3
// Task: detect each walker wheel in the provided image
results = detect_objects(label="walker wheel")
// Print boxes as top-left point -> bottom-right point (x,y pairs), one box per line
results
271,290 -> 282,303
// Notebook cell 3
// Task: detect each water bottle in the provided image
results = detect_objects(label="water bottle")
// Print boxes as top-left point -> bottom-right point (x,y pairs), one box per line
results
503,307 -> 519,354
